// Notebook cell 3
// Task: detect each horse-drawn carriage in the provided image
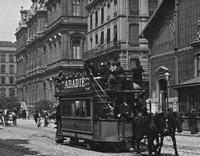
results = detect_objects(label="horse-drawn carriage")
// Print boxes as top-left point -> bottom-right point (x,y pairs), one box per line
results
54,68 -> 183,155
0,109 -> 16,126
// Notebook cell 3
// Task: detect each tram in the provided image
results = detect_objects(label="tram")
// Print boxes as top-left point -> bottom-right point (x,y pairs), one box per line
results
54,68 -> 146,151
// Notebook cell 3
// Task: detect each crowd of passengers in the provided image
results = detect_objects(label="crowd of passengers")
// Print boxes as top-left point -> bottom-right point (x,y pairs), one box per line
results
84,59 -> 144,89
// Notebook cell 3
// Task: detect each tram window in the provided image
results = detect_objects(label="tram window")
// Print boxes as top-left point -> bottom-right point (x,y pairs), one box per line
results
85,100 -> 91,117
61,100 -> 90,118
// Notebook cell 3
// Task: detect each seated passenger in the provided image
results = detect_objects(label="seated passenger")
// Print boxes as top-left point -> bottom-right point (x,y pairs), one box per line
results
98,61 -> 111,89
108,61 -> 124,89
118,97 -> 134,121
84,60 -> 97,78
130,59 -> 144,88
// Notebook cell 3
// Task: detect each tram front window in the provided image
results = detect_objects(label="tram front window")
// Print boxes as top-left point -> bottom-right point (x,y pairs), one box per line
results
61,100 -> 90,118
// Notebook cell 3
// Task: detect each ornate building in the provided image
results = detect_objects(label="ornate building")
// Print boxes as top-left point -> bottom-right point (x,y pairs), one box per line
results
83,0 -> 161,86
15,0 -> 87,114
0,41 -> 16,108
143,0 -> 200,129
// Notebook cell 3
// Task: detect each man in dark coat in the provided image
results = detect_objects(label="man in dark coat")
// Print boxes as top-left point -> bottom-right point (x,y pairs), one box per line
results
189,108 -> 198,134
108,61 -> 124,88
131,59 -> 144,87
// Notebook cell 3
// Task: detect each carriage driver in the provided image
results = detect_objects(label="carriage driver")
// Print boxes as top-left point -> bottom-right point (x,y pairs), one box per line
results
117,96 -> 134,121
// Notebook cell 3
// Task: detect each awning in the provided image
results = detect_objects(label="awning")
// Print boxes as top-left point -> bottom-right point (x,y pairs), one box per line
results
172,76 -> 200,89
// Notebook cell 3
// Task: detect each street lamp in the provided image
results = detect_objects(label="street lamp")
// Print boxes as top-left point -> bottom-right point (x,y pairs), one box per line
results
164,72 -> 170,111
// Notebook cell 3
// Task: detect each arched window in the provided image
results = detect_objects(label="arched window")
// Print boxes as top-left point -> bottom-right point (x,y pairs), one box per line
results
1,76 -> 5,84
9,76 -> 14,84
1,54 -> 5,62
9,65 -> 14,74
9,88 -> 15,97
72,40 -> 81,59
9,54 -> 14,62
1,88 -> 6,97
1,64 -> 5,73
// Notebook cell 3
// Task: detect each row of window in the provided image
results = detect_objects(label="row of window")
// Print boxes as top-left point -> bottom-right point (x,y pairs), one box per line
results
0,65 -> 15,74
0,54 -> 14,63
0,88 -> 15,97
90,25 -> 118,47
89,0 -> 117,30
0,76 -> 15,84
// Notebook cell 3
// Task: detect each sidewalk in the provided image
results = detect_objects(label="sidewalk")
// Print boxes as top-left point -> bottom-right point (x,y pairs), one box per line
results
176,130 -> 200,137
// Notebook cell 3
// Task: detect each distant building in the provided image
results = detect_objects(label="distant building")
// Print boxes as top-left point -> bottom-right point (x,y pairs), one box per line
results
15,0 -> 87,114
0,41 -> 16,108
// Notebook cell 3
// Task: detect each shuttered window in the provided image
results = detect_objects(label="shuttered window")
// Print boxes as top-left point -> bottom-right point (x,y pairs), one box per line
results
129,0 -> 139,15
129,24 -> 139,46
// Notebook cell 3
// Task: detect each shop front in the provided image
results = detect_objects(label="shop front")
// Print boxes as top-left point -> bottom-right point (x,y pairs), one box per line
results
173,77 -> 200,130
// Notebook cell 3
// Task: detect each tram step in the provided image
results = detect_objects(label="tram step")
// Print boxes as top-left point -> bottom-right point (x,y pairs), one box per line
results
105,113 -> 113,116
96,100 -> 108,104
101,107 -> 110,110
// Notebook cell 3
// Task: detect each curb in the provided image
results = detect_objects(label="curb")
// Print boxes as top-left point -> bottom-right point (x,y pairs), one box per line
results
176,131 -> 200,137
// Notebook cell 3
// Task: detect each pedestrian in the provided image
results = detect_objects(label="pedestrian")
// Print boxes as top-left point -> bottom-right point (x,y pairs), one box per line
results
188,108 -> 198,134
44,111 -> 49,127
22,110 -> 26,120
33,110 -> 39,124
12,107 -> 17,126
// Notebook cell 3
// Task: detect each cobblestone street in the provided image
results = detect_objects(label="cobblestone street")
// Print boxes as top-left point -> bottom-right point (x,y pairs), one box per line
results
0,119 -> 200,156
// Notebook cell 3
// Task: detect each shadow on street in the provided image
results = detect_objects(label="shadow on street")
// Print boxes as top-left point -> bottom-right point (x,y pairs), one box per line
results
0,138 -> 40,156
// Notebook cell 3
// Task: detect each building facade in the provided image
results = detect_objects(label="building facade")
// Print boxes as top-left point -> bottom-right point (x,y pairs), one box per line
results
143,0 -> 200,124
15,0 -> 87,114
0,41 -> 17,108
83,0 -> 161,87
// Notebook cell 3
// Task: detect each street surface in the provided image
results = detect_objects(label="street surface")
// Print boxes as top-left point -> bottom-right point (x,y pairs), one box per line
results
0,119 -> 200,156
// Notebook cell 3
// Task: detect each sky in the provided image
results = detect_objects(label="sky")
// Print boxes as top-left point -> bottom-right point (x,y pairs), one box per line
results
0,0 -> 32,42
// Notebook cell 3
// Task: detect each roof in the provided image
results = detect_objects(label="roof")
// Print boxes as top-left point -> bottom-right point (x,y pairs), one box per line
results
0,41 -> 16,47
142,0 -> 175,39
172,76 -> 200,89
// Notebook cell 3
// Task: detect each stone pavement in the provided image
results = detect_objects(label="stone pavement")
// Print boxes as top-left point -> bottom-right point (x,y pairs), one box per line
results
160,131 -> 200,156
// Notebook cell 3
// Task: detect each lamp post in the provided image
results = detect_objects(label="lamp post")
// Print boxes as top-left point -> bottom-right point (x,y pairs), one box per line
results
164,72 -> 170,111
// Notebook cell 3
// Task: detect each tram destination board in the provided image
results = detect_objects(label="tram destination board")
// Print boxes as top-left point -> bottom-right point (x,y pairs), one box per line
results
55,73 -> 90,94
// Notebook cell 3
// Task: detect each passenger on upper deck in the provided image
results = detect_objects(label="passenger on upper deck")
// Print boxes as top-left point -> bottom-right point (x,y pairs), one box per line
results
108,61 -> 124,89
98,61 -> 111,89
130,59 -> 144,88
84,60 -> 97,78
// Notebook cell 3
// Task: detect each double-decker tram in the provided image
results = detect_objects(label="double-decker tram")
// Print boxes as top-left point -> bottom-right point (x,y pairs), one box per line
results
54,67 -> 146,151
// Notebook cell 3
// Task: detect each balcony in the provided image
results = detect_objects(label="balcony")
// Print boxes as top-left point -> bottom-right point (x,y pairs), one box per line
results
83,41 -> 121,60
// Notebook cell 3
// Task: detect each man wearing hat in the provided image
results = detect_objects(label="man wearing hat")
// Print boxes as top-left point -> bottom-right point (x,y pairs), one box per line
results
188,108 -> 198,134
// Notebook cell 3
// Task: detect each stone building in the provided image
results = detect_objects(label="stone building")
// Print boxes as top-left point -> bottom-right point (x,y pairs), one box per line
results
0,41 -> 16,108
83,0 -> 161,87
143,0 -> 200,126
15,0 -> 87,114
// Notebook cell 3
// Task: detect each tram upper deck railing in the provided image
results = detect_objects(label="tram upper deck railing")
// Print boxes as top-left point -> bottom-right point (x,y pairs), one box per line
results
53,69 -> 147,96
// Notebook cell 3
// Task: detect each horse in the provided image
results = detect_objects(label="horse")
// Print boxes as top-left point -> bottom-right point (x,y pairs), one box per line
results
156,111 -> 183,156
132,112 -> 167,155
